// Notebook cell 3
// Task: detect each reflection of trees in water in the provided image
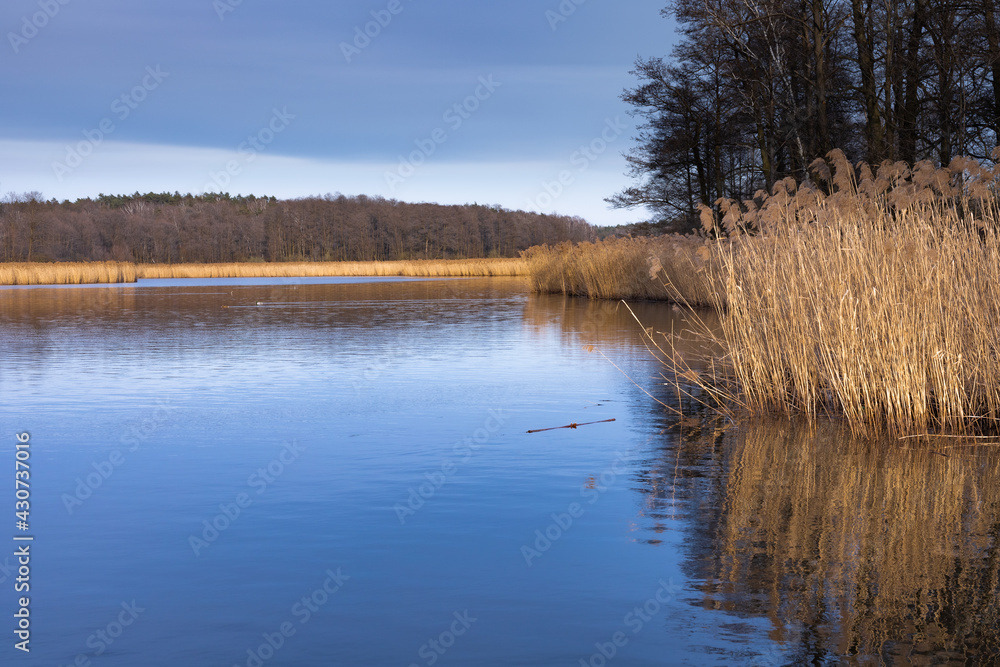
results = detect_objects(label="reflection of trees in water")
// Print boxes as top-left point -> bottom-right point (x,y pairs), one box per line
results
637,418 -> 1000,664
520,295 -> 723,388
0,286 -> 138,323
521,294 -> 678,346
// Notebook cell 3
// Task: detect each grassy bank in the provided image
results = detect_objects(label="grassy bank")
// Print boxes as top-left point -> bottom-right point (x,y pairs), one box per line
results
0,258 -> 528,286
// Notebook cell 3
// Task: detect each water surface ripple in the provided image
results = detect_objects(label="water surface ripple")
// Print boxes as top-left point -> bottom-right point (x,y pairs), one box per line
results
0,277 -> 995,665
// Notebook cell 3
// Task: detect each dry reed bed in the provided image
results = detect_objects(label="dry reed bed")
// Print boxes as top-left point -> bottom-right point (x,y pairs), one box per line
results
135,258 -> 527,279
707,216 -> 1000,434
0,258 -> 527,285
667,150 -> 1000,435
525,151 -> 1000,434
0,262 -> 137,286
522,236 -> 721,306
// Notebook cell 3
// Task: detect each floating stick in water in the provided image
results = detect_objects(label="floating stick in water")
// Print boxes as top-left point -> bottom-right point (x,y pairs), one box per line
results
526,418 -> 616,434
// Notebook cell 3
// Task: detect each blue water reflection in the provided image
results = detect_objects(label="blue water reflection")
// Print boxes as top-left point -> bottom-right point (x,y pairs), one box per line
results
3,277 -> 939,666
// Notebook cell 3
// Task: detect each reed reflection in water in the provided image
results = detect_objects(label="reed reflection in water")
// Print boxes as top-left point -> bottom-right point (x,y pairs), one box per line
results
638,416 -> 1000,665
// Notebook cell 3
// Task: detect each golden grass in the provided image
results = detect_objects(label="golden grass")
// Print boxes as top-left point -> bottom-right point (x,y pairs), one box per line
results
523,236 -> 721,305
0,258 -> 528,285
0,261 -> 137,286
657,150 -> 1000,435
135,258 -> 528,279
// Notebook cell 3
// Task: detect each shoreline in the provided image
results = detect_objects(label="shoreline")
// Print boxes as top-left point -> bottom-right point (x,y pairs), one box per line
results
0,258 -> 528,286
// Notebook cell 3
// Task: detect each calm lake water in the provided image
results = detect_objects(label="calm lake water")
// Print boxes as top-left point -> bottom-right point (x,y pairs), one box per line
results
0,277 -> 997,666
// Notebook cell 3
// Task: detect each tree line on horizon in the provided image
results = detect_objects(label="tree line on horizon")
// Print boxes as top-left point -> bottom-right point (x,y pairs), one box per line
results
612,0 -> 1000,231
0,192 -> 596,264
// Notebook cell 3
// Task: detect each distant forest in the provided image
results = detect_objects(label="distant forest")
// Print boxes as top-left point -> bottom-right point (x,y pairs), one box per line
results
613,0 -> 1000,231
0,192 -> 596,263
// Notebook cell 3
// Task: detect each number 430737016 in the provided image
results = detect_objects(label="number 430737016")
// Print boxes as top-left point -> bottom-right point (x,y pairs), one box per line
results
15,432 -> 30,529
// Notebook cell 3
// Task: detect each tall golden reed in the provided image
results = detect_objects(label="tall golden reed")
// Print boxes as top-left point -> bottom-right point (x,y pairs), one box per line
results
531,151 -> 1000,434
684,151 -> 1000,434
134,258 -> 527,279
0,262 -> 137,286
0,258 -> 527,286
523,236 -> 721,305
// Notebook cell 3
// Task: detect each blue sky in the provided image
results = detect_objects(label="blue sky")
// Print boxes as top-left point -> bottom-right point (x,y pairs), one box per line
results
1,0 -> 676,225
